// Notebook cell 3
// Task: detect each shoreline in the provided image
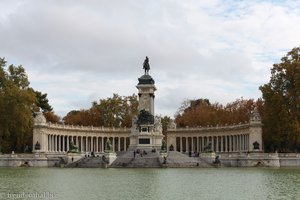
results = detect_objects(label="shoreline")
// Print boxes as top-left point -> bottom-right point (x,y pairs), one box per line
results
1,151 -> 300,168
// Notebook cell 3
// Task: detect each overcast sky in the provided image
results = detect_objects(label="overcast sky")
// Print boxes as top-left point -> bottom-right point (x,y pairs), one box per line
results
1,0 -> 300,118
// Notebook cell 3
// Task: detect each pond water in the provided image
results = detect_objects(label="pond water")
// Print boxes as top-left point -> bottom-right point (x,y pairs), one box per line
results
0,167 -> 300,200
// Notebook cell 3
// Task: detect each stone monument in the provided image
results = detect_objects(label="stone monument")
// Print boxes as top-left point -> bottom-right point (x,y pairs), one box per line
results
129,57 -> 164,151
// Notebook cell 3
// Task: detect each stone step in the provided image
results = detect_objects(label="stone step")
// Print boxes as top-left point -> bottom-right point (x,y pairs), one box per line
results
66,157 -> 106,168
111,150 -> 162,168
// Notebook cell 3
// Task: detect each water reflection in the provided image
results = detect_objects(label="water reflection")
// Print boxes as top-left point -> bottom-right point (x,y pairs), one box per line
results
0,168 -> 300,200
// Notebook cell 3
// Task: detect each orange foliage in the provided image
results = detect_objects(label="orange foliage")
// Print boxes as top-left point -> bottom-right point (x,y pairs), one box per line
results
175,98 -> 256,127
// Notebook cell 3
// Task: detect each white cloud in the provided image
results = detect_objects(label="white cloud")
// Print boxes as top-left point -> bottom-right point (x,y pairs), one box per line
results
1,0 -> 300,117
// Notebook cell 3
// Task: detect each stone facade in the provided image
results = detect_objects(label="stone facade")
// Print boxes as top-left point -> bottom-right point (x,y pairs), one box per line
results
166,108 -> 263,153
33,112 -> 130,154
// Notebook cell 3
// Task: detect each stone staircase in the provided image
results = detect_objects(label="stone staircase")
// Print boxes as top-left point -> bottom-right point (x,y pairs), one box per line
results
111,150 -> 162,168
165,151 -> 213,167
65,157 -> 107,168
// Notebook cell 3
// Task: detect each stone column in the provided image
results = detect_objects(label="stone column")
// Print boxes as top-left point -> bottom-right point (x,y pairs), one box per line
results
197,137 -> 199,152
118,137 -> 121,152
191,137 -> 194,152
234,135 -> 237,152
185,137 -> 188,152
48,135 -> 51,152
58,136 -> 61,152
229,135 -> 232,152
49,135 -> 51,152
67,136 -> 69,152
180,137 -> 183,152
202,137 -> 204,152
122,137 -> 125,151
80,136 -> 83,152
52,135 -> 54,152
241,135 -> 243,151
112,137 -> 115,152
232,135 -> 235,152
90,137 -> 93,152
238,135 -> 240,152
211,137 -> 214,152
62,136 -> 65,152
84,136 -> 88,152
102,137 -> 104,152
221,135 -> 224,152
225,136 -> 228,152
246,134 -> 249,151
54,135 -> 57,152
216,137 -> 219,152
95,137 -> 98,153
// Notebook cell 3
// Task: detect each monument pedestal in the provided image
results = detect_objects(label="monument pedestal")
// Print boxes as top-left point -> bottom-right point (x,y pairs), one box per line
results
129,132 -> 163,151
104,152 -> 117,165
67,153 -> 84,163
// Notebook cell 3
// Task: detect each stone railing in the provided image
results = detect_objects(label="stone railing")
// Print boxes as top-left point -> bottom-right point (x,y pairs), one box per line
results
38,122 -> 131,132
169,123 -> 250,132
278,153 -> 300,158
218,152 -> 280,159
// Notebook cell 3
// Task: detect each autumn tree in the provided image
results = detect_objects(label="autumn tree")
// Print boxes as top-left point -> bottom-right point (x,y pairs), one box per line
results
63,94 -> 138,127
175,98 -> 256,128
260,47 -> 300,152
0,58 -> 36,153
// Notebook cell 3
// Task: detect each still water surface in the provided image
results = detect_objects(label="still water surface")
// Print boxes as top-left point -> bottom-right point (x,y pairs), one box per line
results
0,167 -> 300,200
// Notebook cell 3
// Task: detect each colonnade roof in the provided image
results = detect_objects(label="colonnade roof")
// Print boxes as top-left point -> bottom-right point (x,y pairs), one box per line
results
35,123 -> 131,133
167,123 -> 252,133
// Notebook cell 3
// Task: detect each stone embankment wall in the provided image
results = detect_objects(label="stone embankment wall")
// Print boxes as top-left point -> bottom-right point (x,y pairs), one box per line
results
218,152 -> 300,167
1,152 -> 300,167
0,153 -> 61,167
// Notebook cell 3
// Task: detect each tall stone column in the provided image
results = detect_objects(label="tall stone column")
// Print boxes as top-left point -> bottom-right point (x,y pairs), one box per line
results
201,137 -> 204,152
53,135 -> 56,152
216,137 -> 219,152
80,136 -> 83,152
234,135 -> 237,152
96,137 -> 99,152
197,137 -> 200,152
225,136 -> 228,152
238,135 -> 240,152
229,136 -> 232,152
191,137 -> 194,152
58,136 -> 61,152
112,137 -> 115,152
102,137 -> 104,152
63,136 -> 65,152
221,136 -> 224,152
91,137 -> 94,152
67,136 -> 69,152
86,137 -> 88,152
185,137 -> 188,152
211,137 -> 214,152
180,137 -> 183,152
241,135 -> 244,151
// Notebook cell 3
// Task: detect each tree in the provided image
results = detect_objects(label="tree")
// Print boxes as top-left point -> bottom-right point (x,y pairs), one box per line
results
0,58 -> 36,153
34,90 -> 53,112
260,47 -> 300,152
175,98 -> 256,128
44,111 -> 61,124
161,115 -> 171,133
63,94 -> 138,127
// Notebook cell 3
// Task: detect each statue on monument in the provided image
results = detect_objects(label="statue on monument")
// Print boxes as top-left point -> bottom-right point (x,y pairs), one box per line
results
143,56 -> 150,75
